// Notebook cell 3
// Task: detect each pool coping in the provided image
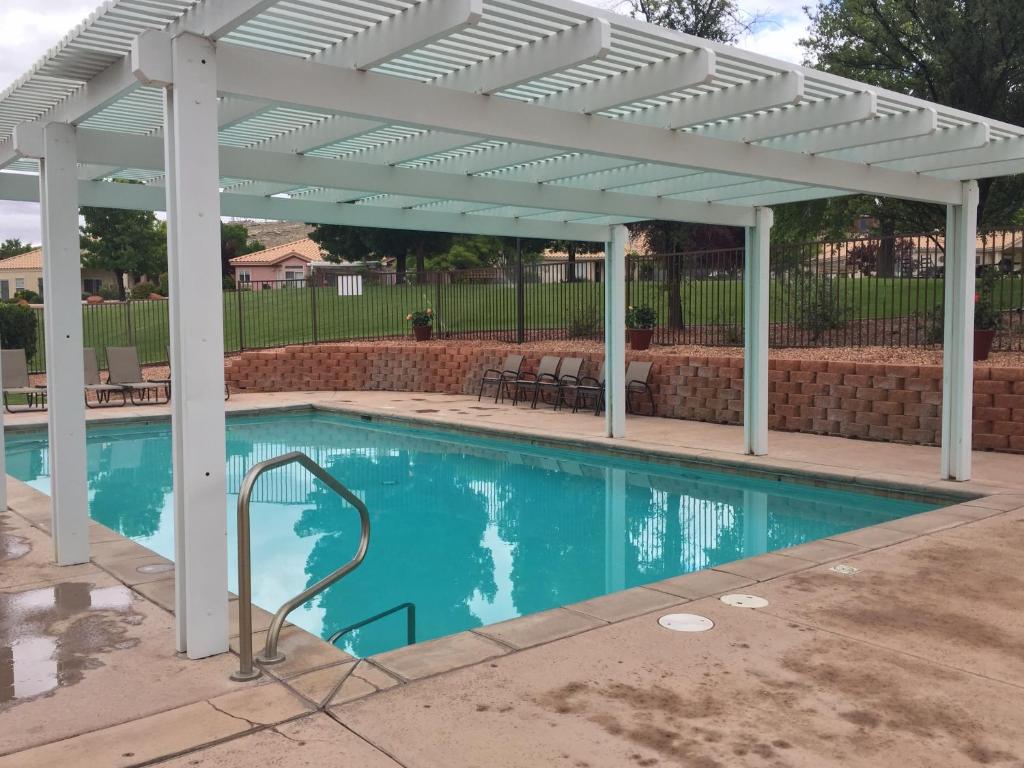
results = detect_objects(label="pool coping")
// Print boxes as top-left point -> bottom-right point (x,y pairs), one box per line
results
5,396 -> 1023,712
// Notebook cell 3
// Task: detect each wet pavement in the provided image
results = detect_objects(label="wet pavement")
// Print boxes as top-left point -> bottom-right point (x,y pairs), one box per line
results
2,392 -> 1024,767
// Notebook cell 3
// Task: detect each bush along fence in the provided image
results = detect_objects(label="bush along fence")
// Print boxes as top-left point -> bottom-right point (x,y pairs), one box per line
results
24,227 -> 1024,373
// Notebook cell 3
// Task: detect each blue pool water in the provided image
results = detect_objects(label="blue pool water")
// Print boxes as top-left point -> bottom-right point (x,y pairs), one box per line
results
5,412 -> 934,657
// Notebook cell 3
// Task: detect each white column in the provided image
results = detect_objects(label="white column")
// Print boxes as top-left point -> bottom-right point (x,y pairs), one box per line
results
604,467 -> 626,592
741,489 -> 769,557
40,123 -> 89,565
941,180 -> 979,481
743,207 -> 773,455
604,224 -> 627,438
164,33 -> 228,658
0,350 -> 5,512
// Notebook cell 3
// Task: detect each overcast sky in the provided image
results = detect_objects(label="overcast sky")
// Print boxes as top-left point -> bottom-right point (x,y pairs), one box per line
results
0,0 -> 812,246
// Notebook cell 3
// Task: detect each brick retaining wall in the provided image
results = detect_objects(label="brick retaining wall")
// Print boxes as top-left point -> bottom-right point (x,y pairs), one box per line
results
224,342 -> 1024,453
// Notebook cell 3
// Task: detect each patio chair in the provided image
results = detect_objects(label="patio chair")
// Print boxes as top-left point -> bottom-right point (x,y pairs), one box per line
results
84,347 -> 126,408
625,360 -> 655,416
477,354 -> 524,403
568,361 -> 606,415
537,357 -> 583,410
511,356 -> 560,407
106,346 -> 170,406
1,349 -> 47,414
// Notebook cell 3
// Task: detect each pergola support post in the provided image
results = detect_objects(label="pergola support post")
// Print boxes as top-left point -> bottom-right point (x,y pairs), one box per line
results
604,224 -> 628,438
743,207 -> 773,455
40,123 -> 90,565
163,32 -> 229,658
941,180 -> 979,481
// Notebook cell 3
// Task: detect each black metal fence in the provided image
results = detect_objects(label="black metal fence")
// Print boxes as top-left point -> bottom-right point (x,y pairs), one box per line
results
24,227 -> 1024,372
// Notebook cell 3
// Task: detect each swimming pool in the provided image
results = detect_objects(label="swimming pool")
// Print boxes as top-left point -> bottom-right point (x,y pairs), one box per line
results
5,411 -> 935,657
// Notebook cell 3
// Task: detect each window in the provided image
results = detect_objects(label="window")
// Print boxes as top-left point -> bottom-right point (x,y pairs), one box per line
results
83,278 -> 102,295
15,278 -> 25,293
284,269 -> 303,282
237,270 -> 251,284
0,281 -> 8,300
37,278 -> 43,294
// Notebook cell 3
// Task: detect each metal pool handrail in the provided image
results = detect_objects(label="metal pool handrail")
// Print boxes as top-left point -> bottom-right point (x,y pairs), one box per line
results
328,601 -> 416,649
231,451 -> 370,682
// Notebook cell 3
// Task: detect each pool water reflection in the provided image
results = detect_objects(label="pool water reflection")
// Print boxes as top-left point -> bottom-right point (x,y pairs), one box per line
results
4,412 -> 933,657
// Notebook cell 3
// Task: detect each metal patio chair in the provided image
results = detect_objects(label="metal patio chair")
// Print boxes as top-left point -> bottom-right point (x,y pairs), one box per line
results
511,355 -> 560,407
625,360 -> 655,416
477,354 -> 524,403
1,349 -> 47,413
538,356 -> 583,410
84,347 -> 126,408
567,361 -> 606,415
106,346 -> 170,405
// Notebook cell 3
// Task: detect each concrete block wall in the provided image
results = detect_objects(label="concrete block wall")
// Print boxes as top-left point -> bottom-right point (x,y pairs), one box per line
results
224,342 -> 1024,453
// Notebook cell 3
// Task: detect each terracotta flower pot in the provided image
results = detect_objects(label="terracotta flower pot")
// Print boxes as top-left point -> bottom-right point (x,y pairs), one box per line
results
974,328 -> 996,361
413,325 -> 432,342
627,327 -> 654,350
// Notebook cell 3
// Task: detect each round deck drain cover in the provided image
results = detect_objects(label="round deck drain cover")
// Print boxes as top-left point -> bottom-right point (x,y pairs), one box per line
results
720,594 -> 768,609
658,613 -> 713,633
830,564 -> 860,576
137,563 -> 174,574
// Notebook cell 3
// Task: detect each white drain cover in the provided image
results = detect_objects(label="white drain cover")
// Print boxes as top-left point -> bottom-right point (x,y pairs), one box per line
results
658,613 -> 714,632
830,564 -> 860,576
720,594 -> 768,609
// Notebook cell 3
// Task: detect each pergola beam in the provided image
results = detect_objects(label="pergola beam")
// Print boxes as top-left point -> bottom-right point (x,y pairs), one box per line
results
0,172 -> 614,241
210,42 -> 962,204
761,108 -> 937,155
827,122 -> 990,165
175,0 -> 284,40
65,127 -> 758,226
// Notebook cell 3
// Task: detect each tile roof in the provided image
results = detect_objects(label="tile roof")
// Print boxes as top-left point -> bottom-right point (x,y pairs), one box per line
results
228,238 -> 325,266
0,248 -> 41,270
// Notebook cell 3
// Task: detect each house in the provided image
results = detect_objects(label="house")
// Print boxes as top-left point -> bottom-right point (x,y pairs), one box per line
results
229,238 -> 325,287
0,248 -> 120,299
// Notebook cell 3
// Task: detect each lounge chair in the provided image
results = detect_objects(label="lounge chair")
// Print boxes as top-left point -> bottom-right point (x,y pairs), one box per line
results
84,347 -> 126,408
625,360 -> 655,416
511,356 -> 560,407
1,349 -> 46,413
537,356 -> 583,410
567,361 -> 606,415
477,354 -> 524,403
106,346 -> 170,405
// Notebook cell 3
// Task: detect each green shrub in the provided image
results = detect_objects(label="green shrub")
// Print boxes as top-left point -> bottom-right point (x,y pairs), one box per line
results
158,272 -> 170,295
790,274 -> 847,341
567,304 -> 602,338
98,286 -> 121,300
0,303 -> 39,359
626,304 -> 658,329
130,281 -> 158,300
222,274 -> 236,290
13,289 -> 41,304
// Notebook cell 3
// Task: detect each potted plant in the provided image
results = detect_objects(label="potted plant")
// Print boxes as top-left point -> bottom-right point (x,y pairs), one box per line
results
974,268 -> 1002,361
626,305 -> 657,350
406,307 -> 433,341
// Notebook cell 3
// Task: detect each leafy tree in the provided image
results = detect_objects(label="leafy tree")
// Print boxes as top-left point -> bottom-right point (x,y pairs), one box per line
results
786,0 -> 1024,247
220,222 -> 264,277
80,206 -> 166,301
624,0 -> 752,328
308,225 -> 453,282
0,239 -> 34,259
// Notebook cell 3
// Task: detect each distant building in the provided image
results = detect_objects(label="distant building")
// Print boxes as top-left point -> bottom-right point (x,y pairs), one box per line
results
229,238 -> 325,288
0,248 -> 120,299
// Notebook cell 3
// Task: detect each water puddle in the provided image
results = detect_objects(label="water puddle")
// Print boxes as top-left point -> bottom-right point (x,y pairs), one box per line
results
0,582 -> 141,705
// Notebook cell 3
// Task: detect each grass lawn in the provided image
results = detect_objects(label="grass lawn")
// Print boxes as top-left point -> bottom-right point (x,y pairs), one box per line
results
25,276 -> 1024,371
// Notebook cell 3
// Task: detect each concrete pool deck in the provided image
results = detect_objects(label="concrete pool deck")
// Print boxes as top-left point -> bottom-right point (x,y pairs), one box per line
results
2,391 -> 1024,767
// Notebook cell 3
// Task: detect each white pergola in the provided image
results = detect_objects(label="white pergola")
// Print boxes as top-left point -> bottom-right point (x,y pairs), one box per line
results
0,0 -> 1021,660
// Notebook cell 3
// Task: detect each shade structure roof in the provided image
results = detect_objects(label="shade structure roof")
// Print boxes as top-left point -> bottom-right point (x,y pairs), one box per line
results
1,0 -> 1023,241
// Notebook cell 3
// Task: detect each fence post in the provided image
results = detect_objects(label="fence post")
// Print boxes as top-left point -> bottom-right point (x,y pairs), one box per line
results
310,281 -> 318,344
126,297 -> 133,347
236,287 -> 245,353
434,274 -> 442,339
515,238 -> 525,344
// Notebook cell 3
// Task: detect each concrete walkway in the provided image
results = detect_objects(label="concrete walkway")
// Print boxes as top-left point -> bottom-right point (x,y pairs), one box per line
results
2,392 -> 1023,767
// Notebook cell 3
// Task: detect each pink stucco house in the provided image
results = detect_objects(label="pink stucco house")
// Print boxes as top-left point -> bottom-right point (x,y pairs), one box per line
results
229,238 -> 324,287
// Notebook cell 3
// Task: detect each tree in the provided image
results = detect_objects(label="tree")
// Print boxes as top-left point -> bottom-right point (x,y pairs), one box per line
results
308,225 -> 452,282
788,0 -> 1024,243
0,239 -> 34,259
220,223 -> 264,277
547,240 -> 604,282
80,206 -> 166,300
623,0 -> 753,328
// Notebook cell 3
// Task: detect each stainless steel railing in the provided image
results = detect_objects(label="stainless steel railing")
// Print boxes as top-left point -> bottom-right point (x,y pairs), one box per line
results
231,451 -> 370,682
